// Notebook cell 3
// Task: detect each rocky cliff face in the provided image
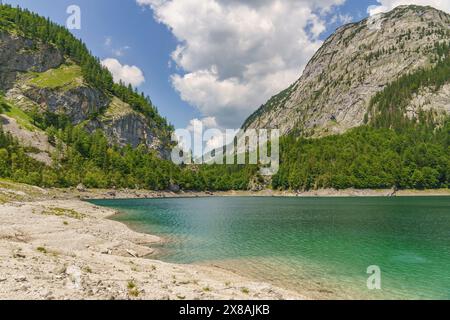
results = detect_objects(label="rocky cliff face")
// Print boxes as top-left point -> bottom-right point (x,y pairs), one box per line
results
405,83 -> 450,121
0,32 -> 63,91
86,97 -> 170,155
7,80 -> 110,124
243,5 -> 450,137
0,30 -> 171,158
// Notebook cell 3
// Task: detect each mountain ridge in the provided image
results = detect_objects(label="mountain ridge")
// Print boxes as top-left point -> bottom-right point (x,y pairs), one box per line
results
242,5 -> 450,137
0,4 -> 448,192
0,4 -> 173,159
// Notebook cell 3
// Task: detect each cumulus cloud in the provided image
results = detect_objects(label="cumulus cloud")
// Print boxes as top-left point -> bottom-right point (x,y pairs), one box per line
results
174,116 -> 222,157
368,0 -> 450,15
187,117 -> 237,157
101,58 -> 145,87
186,117 -> 218,134
137,0 -> 346,128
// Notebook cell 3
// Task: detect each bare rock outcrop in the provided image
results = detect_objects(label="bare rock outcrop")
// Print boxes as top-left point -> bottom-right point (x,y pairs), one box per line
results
1,30 -> 172,158
243,5 -> 450,137
22,85 -> 110,124
0,31 -> 63,91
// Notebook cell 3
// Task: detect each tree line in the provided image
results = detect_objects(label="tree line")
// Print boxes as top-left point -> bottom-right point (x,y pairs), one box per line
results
273,122 -> 449,190
0,121 -> 257,191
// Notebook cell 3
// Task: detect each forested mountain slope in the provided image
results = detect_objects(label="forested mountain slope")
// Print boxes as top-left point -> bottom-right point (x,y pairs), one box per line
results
0,5 -> 252,190
241,5 -> 450,191
0,4 -> 448,192
0,5 -> 173,158
0,4 -> 182,188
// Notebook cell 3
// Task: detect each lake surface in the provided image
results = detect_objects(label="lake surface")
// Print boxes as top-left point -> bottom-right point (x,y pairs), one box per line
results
90,197 -> 450,299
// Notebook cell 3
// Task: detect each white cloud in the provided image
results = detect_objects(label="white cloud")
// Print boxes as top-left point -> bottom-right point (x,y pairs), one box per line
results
186,116 -> 218,134
330,13 -> 354,24
101,58 -> 145,87
112,46 -> 131,57
368,0 -> 450,15
104,36 -> 131,57
138,0 -> 346,128
178,116 -> 221,157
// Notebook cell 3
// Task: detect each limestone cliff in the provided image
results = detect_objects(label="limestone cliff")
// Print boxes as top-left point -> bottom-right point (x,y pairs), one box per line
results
243,5 -> 450,137
0,31 -> 63,91
0,28 -> 172,159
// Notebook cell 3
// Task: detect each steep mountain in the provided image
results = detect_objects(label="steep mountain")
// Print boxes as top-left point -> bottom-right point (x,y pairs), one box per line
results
0,5 -> 173,162
0,4 -> 448,192
243,5 -> 450,137
0,5 -> 257,190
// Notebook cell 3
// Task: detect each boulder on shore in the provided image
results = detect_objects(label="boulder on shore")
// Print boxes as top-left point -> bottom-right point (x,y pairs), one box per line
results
169,184 -> 181,193
76,184 -> 87,192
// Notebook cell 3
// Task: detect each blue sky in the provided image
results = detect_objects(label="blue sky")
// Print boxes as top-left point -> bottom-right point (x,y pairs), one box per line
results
5,0 -> 448,130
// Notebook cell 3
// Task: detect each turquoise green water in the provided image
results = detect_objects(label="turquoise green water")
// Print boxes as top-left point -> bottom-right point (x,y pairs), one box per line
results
90,197 -> 450,299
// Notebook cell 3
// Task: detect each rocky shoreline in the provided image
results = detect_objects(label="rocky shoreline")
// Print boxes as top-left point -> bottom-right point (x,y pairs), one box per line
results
0,180 -> 303,300
77,187 -> 450,201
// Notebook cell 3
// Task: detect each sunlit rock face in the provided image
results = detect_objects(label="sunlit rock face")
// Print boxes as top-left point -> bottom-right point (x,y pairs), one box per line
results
1,31 -> 171,159
0,31 -> 63,91
243,6 -> 450,137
